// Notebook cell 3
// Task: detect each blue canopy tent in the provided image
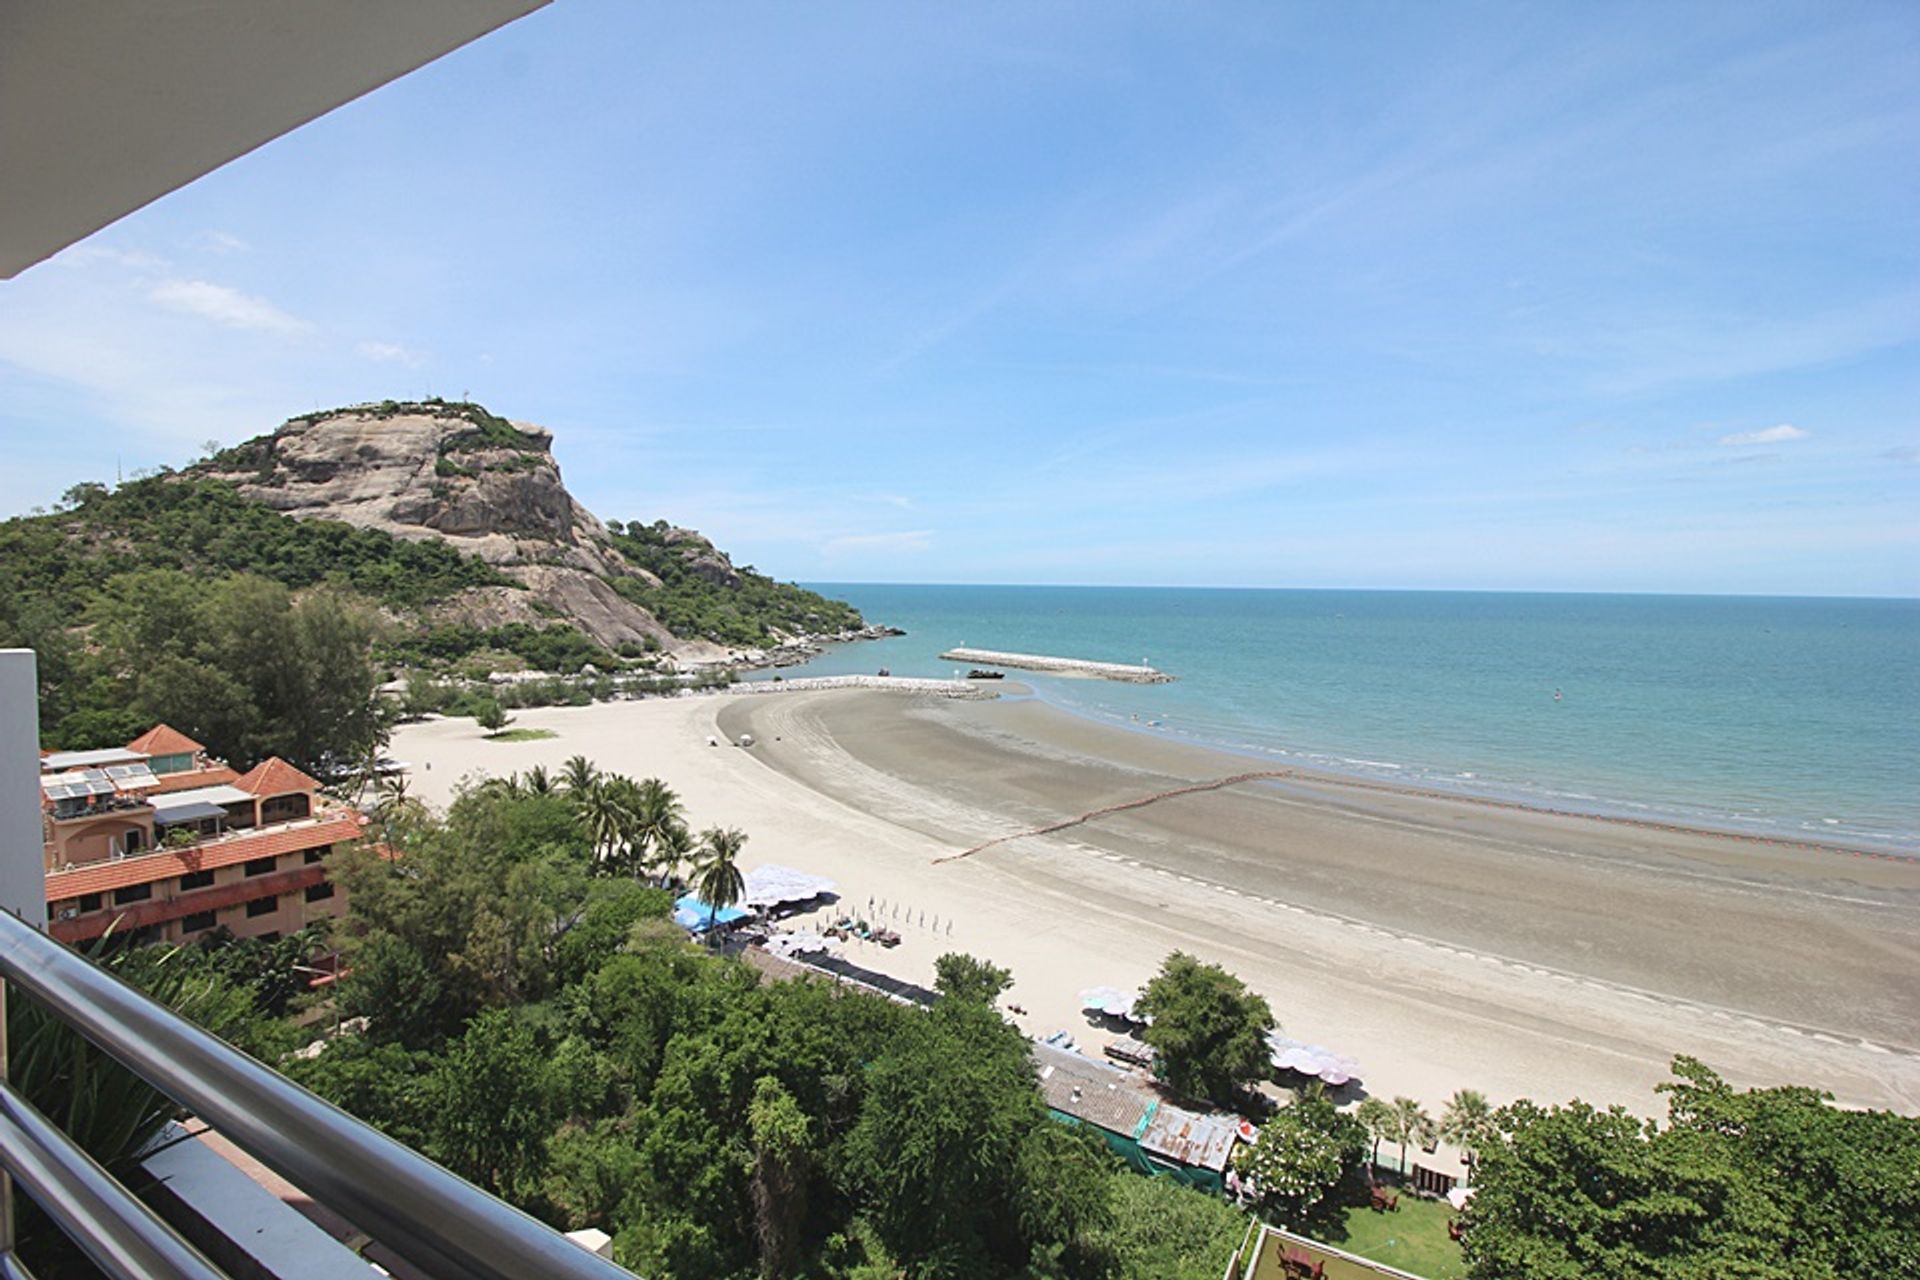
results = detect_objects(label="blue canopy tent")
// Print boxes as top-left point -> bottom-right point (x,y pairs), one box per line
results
673,893 -> 751,934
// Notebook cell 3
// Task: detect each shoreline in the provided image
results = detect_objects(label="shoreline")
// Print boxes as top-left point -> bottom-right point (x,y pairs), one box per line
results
1004,684 -> 1918,866
392,689 -> 1920,1124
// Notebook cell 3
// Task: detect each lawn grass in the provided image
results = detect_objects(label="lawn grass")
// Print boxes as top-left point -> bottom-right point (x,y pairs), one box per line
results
484,728 -> 558,742
1331,1196 -> 1465,1279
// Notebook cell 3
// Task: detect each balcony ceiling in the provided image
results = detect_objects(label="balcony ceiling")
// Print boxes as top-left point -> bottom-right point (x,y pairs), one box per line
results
0,0 -> 548,278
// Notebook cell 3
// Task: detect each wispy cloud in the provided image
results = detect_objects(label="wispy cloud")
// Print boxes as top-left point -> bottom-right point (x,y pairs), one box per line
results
357,340 -> 425,367
147,280 -> 308,334
1719,424 -> 1809,446
194,230 -> 250,255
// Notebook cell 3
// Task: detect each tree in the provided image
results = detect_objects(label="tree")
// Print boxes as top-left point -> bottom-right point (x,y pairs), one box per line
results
1355,1097 -> 1395,1172
1386,1096 -> 1433,1176
1134,951 -> 1274,1106
630,778 -> 688,882
1233,1085 -> 1366,1231
560,755 -> 601,793
846,1001 -> 1061,1276
747,1076 -> 811,1279
691,827 -> 747,942
1440,1088 -> 1496,1182
473,695 -> 510,733
425,1009 -> 559,1198
933,953 -> 1013,1006
576,777 -> 637,875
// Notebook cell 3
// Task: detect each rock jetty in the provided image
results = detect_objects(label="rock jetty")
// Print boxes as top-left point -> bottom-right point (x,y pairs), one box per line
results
733,675 -> 995,699
937,648 -> 1173,683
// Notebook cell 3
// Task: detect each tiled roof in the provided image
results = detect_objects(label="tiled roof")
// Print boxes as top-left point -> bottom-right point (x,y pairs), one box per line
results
126,723 -> 205,756
234,757 -> 320,799
46,812 -> 364,899
147,765 -> 241,795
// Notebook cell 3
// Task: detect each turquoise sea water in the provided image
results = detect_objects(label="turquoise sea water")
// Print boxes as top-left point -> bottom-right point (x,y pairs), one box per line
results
758,586 -> 1920,854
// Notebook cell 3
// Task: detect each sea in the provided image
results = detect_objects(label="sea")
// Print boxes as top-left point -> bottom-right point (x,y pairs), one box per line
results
750,586 -> 1920,856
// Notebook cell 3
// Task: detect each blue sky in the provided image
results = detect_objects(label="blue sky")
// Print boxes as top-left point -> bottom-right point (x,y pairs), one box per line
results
2,1 -> 1915,595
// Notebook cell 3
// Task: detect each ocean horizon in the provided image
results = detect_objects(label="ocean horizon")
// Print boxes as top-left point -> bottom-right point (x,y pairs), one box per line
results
760,584 -> 1920,855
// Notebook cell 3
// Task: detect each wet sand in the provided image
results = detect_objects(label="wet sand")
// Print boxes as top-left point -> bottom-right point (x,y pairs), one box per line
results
393,688 -> 1920,1123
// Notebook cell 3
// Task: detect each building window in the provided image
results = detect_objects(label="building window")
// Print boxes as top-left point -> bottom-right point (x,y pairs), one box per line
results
124,828 -> 145,853
78,893 -> 102,913
113,883 -> 152,905
243,856 -> 277,877
245,895 -> 277,918
304,846 -> 331,865
304,881 -> 336,903
179,911 -> 217,934
179,870 -> 214,891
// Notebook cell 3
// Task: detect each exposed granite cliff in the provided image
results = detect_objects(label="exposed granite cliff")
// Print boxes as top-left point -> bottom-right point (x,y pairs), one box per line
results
194,401 -> 849,662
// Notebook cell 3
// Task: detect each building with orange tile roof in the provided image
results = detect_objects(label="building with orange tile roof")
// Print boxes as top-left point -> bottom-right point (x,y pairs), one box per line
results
40,725 -> 366,947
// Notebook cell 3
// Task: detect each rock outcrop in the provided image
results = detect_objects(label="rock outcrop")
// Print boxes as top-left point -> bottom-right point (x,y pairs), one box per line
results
195,402 -> 766,656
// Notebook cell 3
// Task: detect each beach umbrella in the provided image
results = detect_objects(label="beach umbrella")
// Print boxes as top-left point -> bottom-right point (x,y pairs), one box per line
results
1447,1186 -> 1476,1210
1319,1068 -> 1351,1086
1279,1047 -> 1320,1074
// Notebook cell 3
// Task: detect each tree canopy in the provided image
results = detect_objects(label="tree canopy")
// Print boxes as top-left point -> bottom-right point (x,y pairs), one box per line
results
1134,951 -> 1275,1106
1463,1057 -> 1920,1280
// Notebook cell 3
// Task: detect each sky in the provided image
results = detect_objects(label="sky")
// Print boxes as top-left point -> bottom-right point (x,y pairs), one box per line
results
1,1 -> 1916,595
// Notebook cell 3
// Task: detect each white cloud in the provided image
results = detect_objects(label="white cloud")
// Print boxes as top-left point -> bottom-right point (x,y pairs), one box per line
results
147,279 -> 308,334
195,230 -> 251,254
357,340 -> 425,367
822,529 -> 932,557
1718,424 -> 1809,446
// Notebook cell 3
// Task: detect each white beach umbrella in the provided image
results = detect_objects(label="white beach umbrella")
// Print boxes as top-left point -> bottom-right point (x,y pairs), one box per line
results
1078,985 -> 1133,1015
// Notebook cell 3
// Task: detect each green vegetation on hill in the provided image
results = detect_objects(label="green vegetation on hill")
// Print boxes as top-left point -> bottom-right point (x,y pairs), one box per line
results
0,474 -> 513,612
608,518 -> 863,646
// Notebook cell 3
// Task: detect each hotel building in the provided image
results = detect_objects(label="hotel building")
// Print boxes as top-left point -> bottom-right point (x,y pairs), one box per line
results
41,724 -> 364,947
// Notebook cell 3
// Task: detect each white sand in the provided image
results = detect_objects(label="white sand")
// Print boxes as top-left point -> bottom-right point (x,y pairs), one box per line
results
392,693 -> 1920,1138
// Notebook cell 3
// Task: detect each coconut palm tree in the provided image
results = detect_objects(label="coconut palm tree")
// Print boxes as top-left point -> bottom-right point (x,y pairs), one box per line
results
692,827 -> 748,944
649,812 -> 695,890
368,773 -> 427,845
560,755 -> 600,794
521,764 -> 554,795
1388,1096 -> 1433,1175
1356,1097 -> 1395,1172
1439,1088 -> 1495,1183
630,778 -> 687,878
576,778 -> 636,875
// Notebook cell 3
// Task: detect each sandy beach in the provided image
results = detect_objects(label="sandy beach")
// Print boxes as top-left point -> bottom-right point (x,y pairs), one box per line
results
391,688 -> 1920,1127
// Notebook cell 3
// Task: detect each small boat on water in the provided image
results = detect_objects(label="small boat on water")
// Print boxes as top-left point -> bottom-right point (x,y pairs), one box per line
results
966,669 -> 1005,680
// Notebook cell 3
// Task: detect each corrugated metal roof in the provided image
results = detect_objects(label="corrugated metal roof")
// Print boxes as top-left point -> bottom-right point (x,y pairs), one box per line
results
1140,1103 -> 1240,1173
42,747 -> 148,771
46,812 -> 364,898
1033,1041 -> 1155,1138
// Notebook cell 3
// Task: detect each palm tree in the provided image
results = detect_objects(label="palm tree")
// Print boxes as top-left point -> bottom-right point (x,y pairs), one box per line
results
1439,1088 -> 1495,1183
521,764 -> 554,795
368,773 -> 427,845
1356,1097 -> 1395,1172
630,778 -> 686,880
650,815 -> 694,890
576,778 -> 636,875
1388,1096 -> 1433,1175
560,755 -> 600,794
692,827 -> 748,944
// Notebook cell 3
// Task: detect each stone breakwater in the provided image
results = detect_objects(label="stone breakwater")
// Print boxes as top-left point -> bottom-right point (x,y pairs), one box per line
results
728,675 -> 996,700
938,647 -> 1174,684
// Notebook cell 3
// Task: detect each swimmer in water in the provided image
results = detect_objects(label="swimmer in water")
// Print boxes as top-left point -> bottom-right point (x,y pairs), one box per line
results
1554,688 -> 1563,702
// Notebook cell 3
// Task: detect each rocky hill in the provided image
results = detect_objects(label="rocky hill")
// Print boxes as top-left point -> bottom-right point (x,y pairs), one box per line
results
2,400 -> 866,673
190,399 -> 865,663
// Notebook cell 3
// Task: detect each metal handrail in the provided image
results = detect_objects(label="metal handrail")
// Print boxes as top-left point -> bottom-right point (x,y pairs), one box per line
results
0,1082 -> 224,1280
0,910 -> 634,1280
